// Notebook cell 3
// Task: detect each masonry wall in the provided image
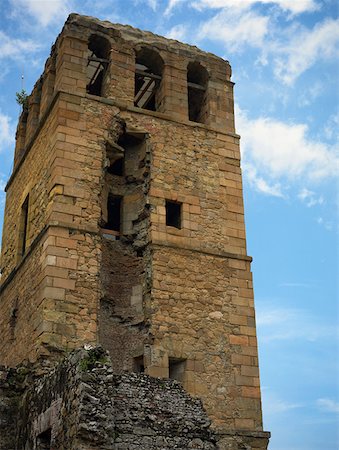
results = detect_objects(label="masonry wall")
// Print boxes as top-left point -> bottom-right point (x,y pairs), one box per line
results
0,13 -> 268,445
0,349 -> 269,450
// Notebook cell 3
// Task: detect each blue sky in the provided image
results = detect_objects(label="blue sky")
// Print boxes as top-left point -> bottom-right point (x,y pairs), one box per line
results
0,1 -> 338,448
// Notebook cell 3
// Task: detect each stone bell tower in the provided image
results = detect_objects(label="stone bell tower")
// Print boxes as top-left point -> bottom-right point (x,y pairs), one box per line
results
0,13 -> 269,449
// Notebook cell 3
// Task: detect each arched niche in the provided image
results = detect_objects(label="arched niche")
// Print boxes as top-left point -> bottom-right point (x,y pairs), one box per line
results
86,34 -> 111,96
134,47 -> 164,111
187,61 -> 209,123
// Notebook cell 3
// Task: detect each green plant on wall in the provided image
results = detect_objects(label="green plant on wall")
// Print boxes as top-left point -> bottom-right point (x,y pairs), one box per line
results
79,348 -> 108,371
15,89 -> 28,110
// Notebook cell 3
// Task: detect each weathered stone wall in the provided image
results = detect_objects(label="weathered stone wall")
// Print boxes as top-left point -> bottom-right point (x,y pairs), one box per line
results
149,247 -> 262,432
0,349 -> 269,449
0,348 -> 221,450
0,367 -> 24,450
0,13 -> 269,445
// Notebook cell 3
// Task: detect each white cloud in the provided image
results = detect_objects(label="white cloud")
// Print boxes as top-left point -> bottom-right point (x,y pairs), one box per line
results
192,0 -> 319,14
324,112 -> 339,142
199,8 -> 269,51
236,106 -> 339,197
10,0 -> 72,27
243,163 -> 285,197
0,31 -> 40,61
261,389 -> 303,415
0,111 -> 15,154
166,24 -> 188,41
317,398 -> 339,414
256,304 -> 338,342
298,188 -> 324,207
164,0 -> 185,16
298,81 -> 323,108
316,217 -> 333,231
0,175 -> 6,192
274,19 -> 339,85
146,0 -> 158,9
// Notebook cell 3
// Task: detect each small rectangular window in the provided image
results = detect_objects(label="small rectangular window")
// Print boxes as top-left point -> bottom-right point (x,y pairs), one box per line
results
19,194 -> 29,256
106,195 -> 122,233
166,200 -> 181,229
169,358 -> 186,382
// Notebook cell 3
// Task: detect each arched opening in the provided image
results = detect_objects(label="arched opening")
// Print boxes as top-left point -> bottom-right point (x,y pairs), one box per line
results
86,34 -> 111,96
187,62 -> 209,123
134,47 -> 164,111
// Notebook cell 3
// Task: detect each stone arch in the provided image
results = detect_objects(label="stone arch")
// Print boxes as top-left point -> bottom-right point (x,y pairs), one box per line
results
134,46 -> 164,111
86,34 -> 111,96
187,61 -> 209,123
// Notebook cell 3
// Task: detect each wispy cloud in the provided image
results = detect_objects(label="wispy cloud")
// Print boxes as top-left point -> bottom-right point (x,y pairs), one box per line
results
274,19 -> 339,85
0,111 -> 15,154
298,188 -> 324,207
324,112 -> 339,142
9,0 -> 72,27
0,31 -> 41,61
256,305 -> 338,342
317,398 -> 339,414
147,0 -> 158,10
279,282 -> 313,288
243,163 -> 285,197
192,0 -> 319,15
199,8 -> 269,51
297,81 -> 323,108
0,174 -> 7,210
164,0 -> 185,16
236,106 -> 339,197
262,389 -> 303,415
166,24 -> 188,41
316,217 -> 333,231
196,4 -> 337,83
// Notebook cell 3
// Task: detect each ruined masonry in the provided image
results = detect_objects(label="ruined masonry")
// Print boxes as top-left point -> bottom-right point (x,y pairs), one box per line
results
0,13 -> 270,450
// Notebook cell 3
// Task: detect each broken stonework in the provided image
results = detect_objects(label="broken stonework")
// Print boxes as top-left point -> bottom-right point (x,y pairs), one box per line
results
0,13 -> 270,449
0,348 -> 269,449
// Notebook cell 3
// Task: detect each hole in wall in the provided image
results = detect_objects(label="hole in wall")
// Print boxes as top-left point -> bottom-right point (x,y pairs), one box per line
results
166,200 -> 182,229
187,61 -> 209,123
87,34 -> 110,96
36,428 -> 52,450
169,358 -> 186,383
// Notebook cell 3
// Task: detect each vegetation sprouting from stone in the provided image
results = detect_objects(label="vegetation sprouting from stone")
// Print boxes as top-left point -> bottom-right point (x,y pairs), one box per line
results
79,348 -> 108,371
15,89 -> 28,110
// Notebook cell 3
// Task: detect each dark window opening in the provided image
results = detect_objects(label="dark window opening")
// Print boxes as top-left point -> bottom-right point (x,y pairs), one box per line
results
106,195 -> 122,233
187,62 -> 209,123
133,355 -> 145,373
169,358 -> 186,383
108,157 -> 124,176
36,428 -> 51,450
134,48 -> 164,111
166,200 -> 181,229
87,35 -> 110,96
19,194 -> 29,256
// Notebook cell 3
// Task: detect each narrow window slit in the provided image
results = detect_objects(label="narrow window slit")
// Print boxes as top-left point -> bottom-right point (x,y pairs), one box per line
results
106,195 -> 122,234
19,194 -> 29,256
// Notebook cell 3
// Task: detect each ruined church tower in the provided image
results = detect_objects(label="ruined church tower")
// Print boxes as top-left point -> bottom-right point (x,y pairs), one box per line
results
0,14 -> 269,449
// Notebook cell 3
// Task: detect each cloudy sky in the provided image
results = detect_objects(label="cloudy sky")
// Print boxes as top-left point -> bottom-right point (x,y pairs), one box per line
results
0,1 -> 338,448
